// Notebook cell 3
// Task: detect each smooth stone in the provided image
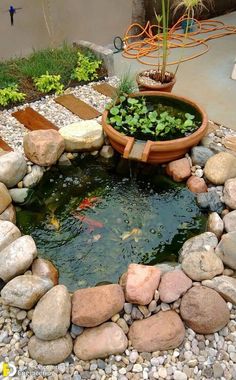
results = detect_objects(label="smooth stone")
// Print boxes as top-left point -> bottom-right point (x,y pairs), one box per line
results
0,183 -> 12,213
1,275 -> 53,309
158,270 -> 192,303
215,232 -> 236,270
74,322 -> 127,360
223,210 -> 236,232
202,276 -> 236,305
128,311 -> 185,352
166,158 -> 191,182
58,153 -> 72,167
32,258 -> 58,285
23,129 -> 65,166
0,204 -> 16,224
0,220 -> 21,252
59,121 -> 104,152
197,190 -> 224,213
223,178 -> 236,209
207,212 -> 224,239
70,324 -> 84,338
32,285 -> 71,340
191,146 -> 214,166
186,176 -> 208,193
23,165 -> 44,188
222,136 -> 236,152
100,145 -> 114,159
179,232 -> 218,263
155,262 -> 181,273
72,284 -> 124,327
204,152 -> 236,185
0,235 -> 37,282
124,263 -> 161,305
180,286 -> 230,334
0,152 -> 27,188
181,249 -> 224,281
28,333 -> 72,365
9,188 -> 30,204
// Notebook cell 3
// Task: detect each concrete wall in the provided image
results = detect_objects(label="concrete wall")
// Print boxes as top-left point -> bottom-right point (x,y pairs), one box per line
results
0,0 -> 133,60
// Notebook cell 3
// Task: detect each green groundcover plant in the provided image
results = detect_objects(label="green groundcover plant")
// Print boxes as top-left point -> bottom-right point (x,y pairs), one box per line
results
33,72 -> 64,95
0,85 -> 25,106
107,96 -> 198,141
71,51 -> 102,82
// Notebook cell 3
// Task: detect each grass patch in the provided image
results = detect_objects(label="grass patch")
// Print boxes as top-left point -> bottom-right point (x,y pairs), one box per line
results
0,43 -> 106,108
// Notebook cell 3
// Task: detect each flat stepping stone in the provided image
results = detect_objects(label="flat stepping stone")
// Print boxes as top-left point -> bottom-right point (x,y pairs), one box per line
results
0,138 -> 12,152
92,83 -> 116,98
12,107 -> 58,131
55,95 -> 101,120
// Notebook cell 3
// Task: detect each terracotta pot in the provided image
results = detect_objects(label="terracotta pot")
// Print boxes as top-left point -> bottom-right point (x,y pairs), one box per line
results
136,70 -> 176,93
102,91 -> 208,164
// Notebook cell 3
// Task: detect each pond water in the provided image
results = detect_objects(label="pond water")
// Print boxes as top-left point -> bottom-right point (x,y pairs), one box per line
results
17,154 -> 207,291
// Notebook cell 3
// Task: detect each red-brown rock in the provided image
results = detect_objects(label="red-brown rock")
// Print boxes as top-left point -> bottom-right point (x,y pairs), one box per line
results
166,158 -> 191,182
186,176 -> 208,193
32,258 -> 59,285
158,270 -> 192,303
128,311 -> 185,352
180,286 -> 230,334
124,264 -> 161,305
72,284 -> 125,327
23,129 -> 65,166
74,322 -> 128,360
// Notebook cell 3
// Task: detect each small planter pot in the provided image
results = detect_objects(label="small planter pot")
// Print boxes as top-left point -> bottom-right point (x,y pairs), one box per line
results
102,91 -> 208,164
136,70 -> 176,93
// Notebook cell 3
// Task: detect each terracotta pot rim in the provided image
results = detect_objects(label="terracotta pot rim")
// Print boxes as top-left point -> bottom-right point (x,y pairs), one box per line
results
136,70 -> 176,90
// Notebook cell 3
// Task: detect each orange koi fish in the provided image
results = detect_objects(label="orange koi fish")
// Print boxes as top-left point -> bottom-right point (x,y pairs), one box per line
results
77,197 -> 100,210
72,212 -> 104,232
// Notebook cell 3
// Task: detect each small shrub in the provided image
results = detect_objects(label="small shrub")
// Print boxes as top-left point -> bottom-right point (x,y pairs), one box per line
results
34,72 -> 64,95
71,51 -> 102,82
0,85 -> 25,106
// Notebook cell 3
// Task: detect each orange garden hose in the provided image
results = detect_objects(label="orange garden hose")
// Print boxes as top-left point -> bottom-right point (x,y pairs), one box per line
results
122,16 -> 236,67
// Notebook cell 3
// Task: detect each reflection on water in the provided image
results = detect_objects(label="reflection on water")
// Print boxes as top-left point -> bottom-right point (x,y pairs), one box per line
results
17,154 -> 207,291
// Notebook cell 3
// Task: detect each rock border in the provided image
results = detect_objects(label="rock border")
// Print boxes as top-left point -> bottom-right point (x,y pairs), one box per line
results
1,105 -> 236,377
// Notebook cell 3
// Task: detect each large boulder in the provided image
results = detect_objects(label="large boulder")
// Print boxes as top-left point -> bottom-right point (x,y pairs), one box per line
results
166,158 -> 191,182
32,285 -> 71,340
124,264 -> 161,305
215,232 -> 236,270
0,183 -> 12,214
180,286 -> 230,334
181,249 -> 224,281
32,258 -> 58,285
207,212 -> 224,239
0,236 -> 37,282
28,333 -> 72,365
223,210 -> 236,232
0,221 -> 21,252
59,120 -> 104,152
0,152 -> 27,188
128,311 -> 185,352
72,284 -> 124,327
23,129 -> 65,166
1,275 -> 53,309
74,322 -> 128,360
179,232 -> 218,263
0,204 -> 16,224
204,152 -> 236,185
158,270 -> 192,303
202,276 -> 236,305
23,165 -> 44,188
223,178 -> 236,209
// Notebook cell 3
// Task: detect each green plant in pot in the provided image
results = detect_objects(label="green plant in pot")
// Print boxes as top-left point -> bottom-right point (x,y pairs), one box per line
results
136,0 -> 210,92
102,88 -> 208,164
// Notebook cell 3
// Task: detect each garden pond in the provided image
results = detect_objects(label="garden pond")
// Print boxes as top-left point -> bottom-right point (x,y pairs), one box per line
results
16,154 -> 207,291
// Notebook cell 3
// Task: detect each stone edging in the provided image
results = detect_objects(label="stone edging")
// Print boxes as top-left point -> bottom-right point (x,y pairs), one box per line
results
1,118 -> 236,370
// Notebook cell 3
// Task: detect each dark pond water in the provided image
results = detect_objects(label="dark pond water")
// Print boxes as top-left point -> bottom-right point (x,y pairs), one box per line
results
16,154 -> 207,291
